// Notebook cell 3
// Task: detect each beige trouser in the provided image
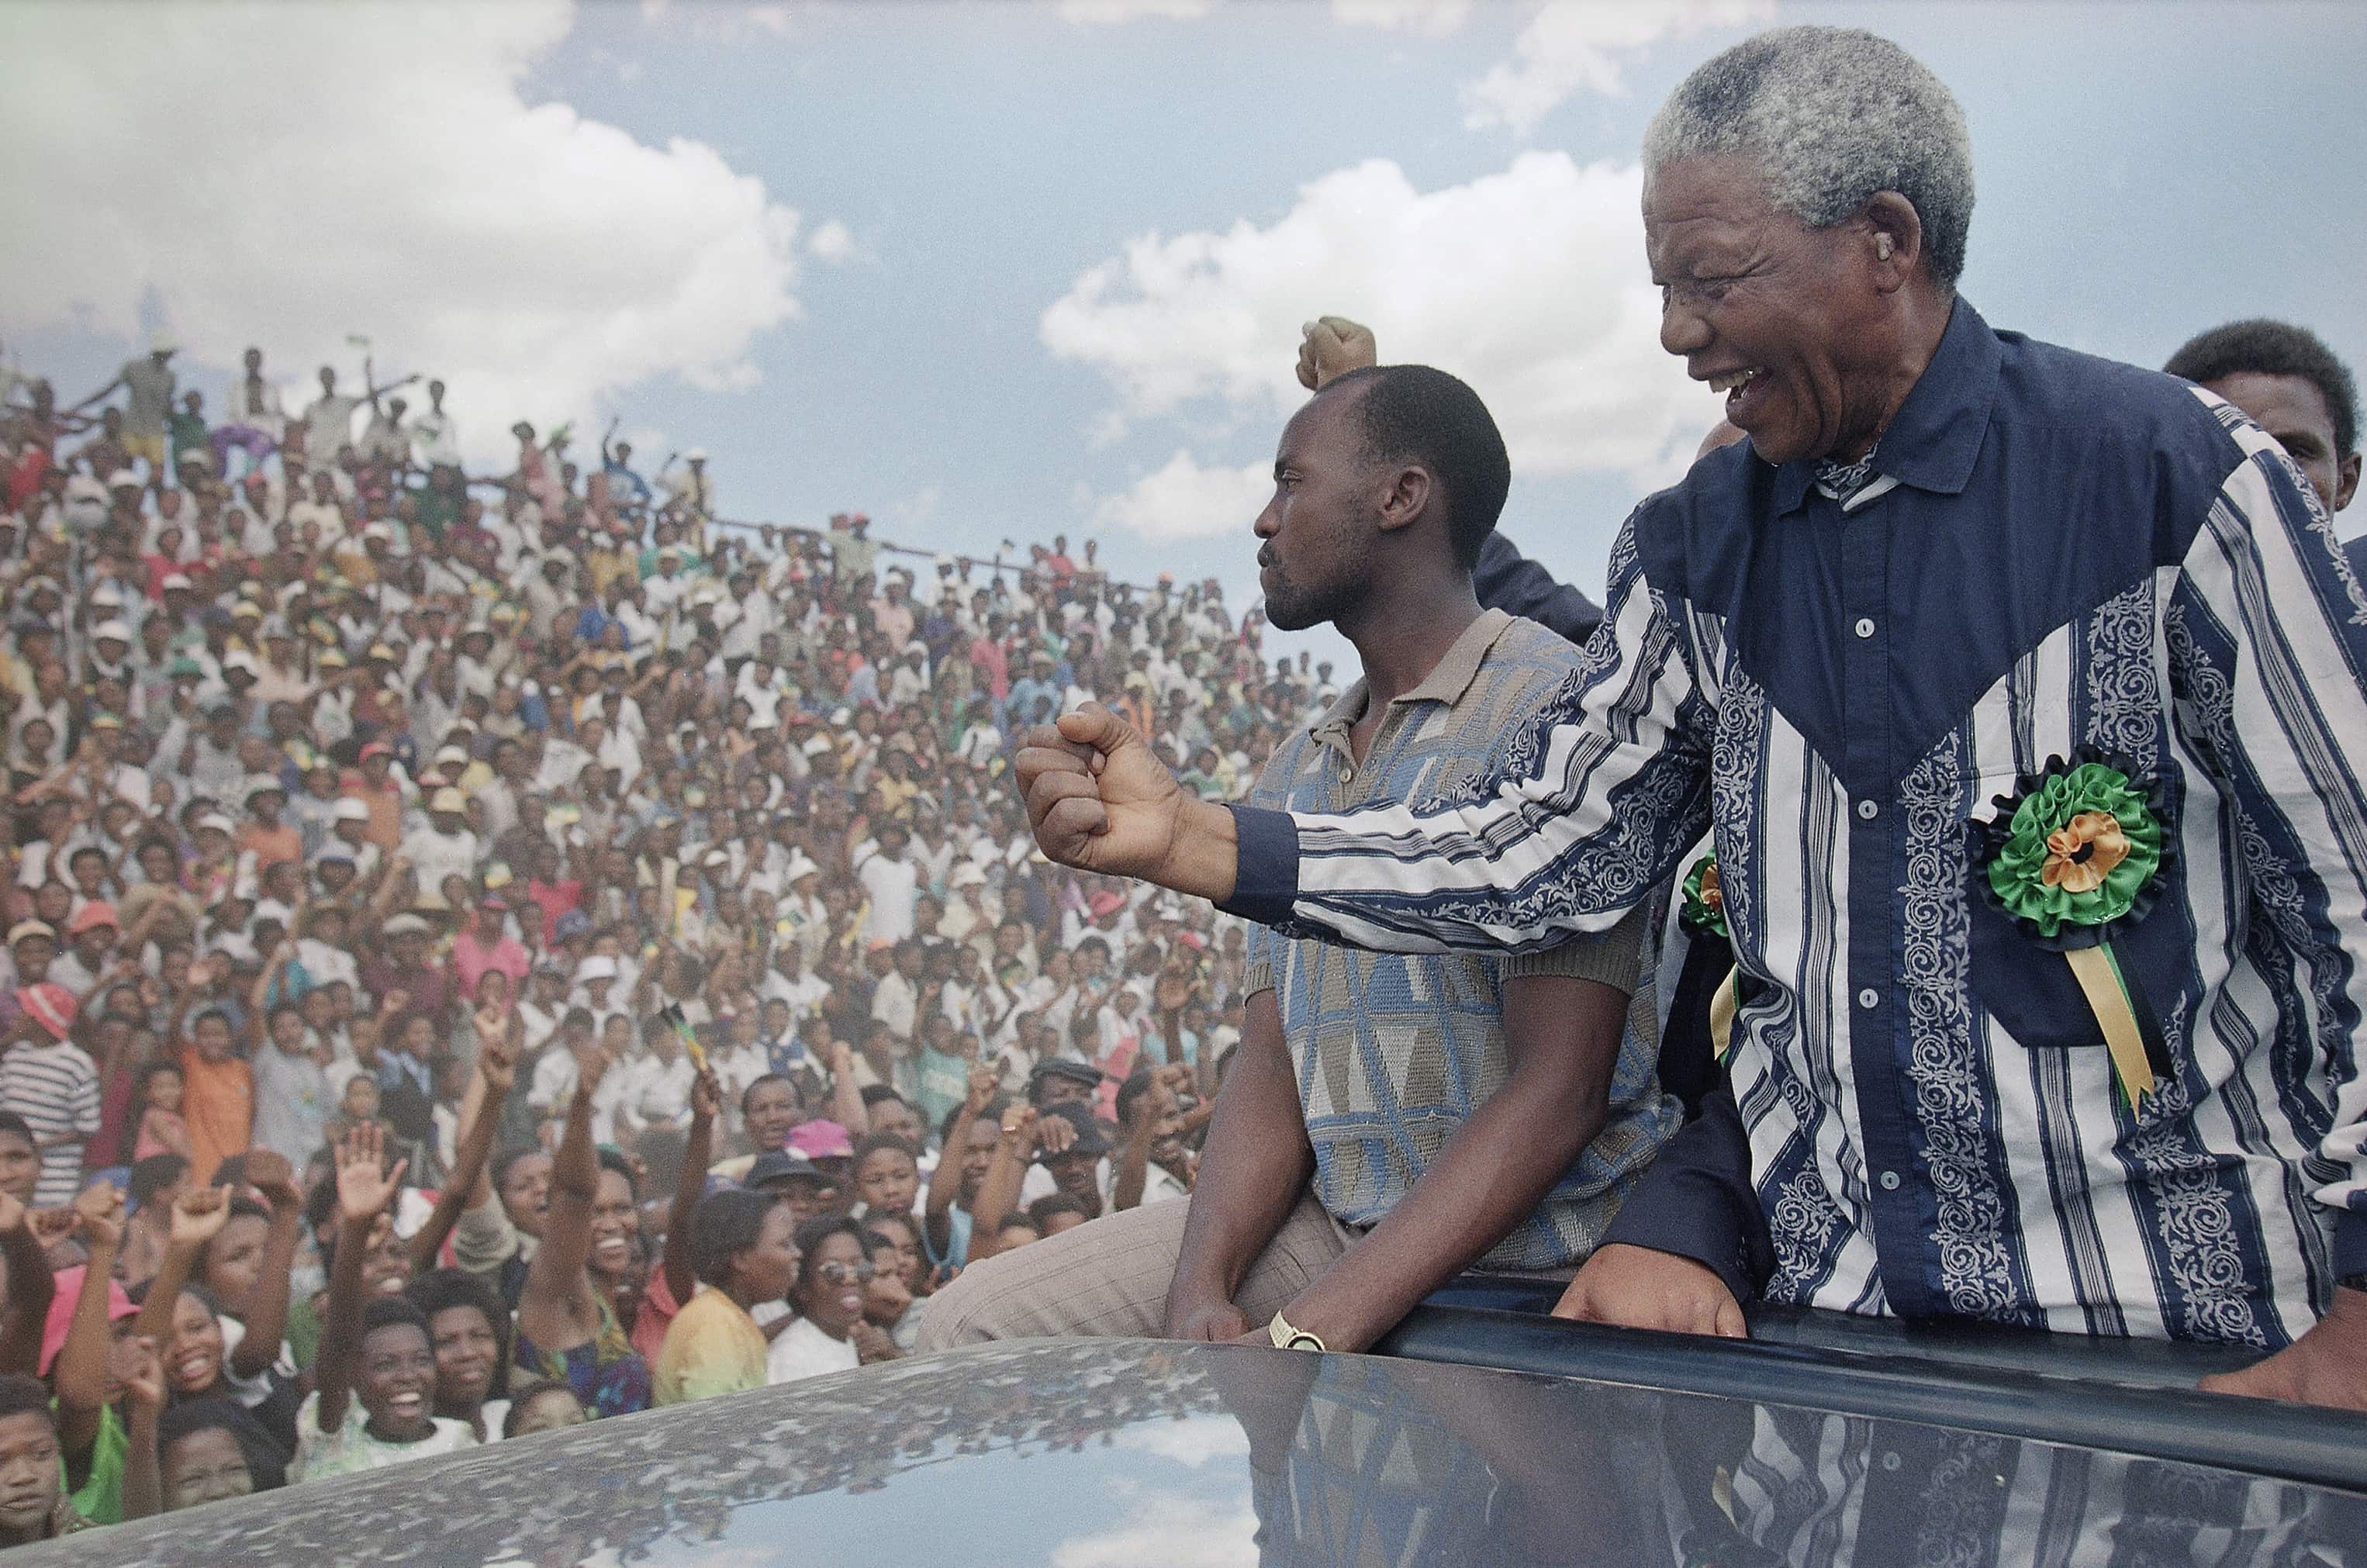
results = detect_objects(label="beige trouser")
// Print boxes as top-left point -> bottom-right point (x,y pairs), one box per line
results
916,1186 -> 1358,1349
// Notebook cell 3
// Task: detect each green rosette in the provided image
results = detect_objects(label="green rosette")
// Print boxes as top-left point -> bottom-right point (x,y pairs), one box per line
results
1967,747 -> 2178,1104
1982,761 -> 2163,944
1680,854 -> 1728,939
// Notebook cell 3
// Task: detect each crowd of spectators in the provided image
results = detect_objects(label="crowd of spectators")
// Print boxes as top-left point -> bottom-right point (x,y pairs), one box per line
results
0,332 -> 1306,1537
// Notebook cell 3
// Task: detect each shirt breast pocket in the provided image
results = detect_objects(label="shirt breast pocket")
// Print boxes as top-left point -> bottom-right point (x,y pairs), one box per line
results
1963,820 -> 2196,1059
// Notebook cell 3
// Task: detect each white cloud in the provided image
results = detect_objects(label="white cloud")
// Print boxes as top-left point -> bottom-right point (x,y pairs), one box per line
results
1056,0 -> 1214,21
1043,152 -> 1709,490
1108,1414 -> 1254,1468
807,219 -> 855,262
1092,450 -> 1271,543
1331,0 -> 1472,36
1050,1490 -> 1259,1568
1463,0 -> 1773,136
0,2 -> 803,468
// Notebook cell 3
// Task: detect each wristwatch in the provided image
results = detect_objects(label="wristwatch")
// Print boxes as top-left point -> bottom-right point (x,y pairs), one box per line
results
1267,1310 -> 1326,1352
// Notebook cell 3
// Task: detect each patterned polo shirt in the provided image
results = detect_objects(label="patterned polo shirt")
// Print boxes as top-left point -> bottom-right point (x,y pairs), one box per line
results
1243,609 -> 1678,1270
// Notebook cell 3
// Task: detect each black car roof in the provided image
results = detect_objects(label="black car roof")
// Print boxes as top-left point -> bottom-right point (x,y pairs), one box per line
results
26,1331 -> 2367,1566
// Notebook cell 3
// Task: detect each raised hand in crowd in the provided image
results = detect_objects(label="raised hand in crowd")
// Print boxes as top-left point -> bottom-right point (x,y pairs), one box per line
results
0,1193 -> 50,1379
1294,316 -> 1377,391
116,1334 -> 166,1522
316,1122 -> 412,1436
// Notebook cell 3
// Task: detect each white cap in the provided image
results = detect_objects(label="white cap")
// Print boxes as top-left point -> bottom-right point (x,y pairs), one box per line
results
252,898 -> 294,927
161,573 -> 192,591
195,812 -> 237,835
385,913 -> 432,936
149,330 -> 178,354
107,470 -> 141,491
785,854 -> 821,882
434,744 -> 469,765
950,863 -> 987,889
222,649 -> 261,675
575,955 -> 618,982
800,737 -> 832,758
430,786 -> 467,813
331,798 -> 371,822
685,448 -> 707,462
92,620 -> 131,643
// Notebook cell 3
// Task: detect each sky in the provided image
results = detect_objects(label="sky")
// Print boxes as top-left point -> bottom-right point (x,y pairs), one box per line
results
6,0 -> 2365,672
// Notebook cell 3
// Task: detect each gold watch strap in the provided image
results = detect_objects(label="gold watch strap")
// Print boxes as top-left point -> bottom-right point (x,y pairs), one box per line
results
1267,1310 -> 1326,1352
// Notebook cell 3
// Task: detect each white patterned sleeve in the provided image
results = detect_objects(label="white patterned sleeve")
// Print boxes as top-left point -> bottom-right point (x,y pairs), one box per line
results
1224,517 -> 1714,956
2172,432 -> 2367,1271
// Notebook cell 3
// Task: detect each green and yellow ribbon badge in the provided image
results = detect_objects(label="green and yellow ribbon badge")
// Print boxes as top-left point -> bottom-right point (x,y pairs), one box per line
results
1681,854 -> 1743,1065
1970,750 -> 2175,1107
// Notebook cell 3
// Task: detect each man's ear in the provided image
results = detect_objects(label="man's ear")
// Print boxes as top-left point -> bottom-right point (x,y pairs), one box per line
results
1861,192 -> 1924,295
1374,465 -> 1432,536
2335,450 -> 2361,514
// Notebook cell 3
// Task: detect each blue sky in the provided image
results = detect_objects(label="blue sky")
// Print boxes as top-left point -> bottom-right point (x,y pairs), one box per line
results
10,1 -> 2365,669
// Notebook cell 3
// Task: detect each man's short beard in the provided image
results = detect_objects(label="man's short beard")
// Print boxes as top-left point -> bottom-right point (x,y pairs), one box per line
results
1262,572 -> 1360,634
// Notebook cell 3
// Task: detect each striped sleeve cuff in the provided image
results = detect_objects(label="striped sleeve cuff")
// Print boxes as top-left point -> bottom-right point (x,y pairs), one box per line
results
2335,1210 -> 2367,1280
1217,804 -> 1301,927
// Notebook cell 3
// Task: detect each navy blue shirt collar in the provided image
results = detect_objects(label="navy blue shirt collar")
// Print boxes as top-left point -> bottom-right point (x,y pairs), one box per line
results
1771,296 -> 2002,516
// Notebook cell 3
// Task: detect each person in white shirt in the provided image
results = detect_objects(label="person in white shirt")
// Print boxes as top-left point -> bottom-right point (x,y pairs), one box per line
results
853,823 -> 919,945
868,941 -> 917,1048
398,789 -> 479,912
409,379 -> 461,468
766,1216 -> 872,1384
617,1017 -> 696,1143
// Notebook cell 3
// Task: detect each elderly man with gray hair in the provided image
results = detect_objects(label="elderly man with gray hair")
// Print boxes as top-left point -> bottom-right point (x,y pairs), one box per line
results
1015,26 -> 2367,1411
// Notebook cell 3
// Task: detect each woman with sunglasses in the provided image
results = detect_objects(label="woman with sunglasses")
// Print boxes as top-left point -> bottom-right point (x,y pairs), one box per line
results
764,1215 -> 884,1386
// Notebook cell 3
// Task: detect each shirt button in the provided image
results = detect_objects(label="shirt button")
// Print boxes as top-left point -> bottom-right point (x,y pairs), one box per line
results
1856,800 -> 1879,820
1878,1170 -> 1902,1192
1854,617 -> 1875,639
1857,987 -> 1879,1010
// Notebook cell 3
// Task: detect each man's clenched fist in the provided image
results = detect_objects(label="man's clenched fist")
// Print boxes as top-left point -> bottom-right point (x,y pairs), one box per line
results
1014,705 -> 1194,882
1296,317 -> 1378,391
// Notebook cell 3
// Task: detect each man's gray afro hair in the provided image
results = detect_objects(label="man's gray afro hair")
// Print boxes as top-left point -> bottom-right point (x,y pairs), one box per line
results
1643,26 -> 1975,286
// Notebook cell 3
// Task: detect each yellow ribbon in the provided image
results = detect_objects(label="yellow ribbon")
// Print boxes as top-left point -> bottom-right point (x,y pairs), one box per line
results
1709,965 -> 1740,1065
2064,945 -> 2156,1106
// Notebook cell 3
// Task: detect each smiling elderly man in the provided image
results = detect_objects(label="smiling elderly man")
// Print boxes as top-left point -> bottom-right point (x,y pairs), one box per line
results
1015,26 -> 2367,1409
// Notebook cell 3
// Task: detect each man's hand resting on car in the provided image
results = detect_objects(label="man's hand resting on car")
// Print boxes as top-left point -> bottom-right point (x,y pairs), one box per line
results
1551,1243 -> 1749,1339
2198,1285 -> 2367,1411
1015,705 -> 1239,902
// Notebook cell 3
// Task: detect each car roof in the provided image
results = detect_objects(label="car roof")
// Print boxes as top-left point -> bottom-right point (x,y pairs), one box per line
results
31,1335 -> 2367,1566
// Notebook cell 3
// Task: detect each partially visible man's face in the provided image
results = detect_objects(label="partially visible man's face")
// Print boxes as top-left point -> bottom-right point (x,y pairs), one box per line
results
1254,387 -> 1377,633
1644,153 -> 1895,466
2202,371 -> 2359,516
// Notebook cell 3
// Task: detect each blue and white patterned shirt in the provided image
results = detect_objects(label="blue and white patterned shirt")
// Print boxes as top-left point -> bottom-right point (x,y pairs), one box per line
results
1221,300 -> 2367,1347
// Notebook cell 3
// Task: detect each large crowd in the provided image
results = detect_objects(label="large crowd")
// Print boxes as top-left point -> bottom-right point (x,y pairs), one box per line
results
0,337 -> 1294,1532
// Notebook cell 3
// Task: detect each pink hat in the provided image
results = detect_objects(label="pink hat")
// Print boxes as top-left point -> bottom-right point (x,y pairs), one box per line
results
41,1265 -> 137,1375
786,1119 -> 855,1160
1088,890 -> 1125,920
66,901 -> 119,937
15,983 -> 75,1041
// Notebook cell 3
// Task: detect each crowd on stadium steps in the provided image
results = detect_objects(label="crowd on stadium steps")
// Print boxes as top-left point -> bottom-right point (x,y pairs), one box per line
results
0,337 -> 1287,1529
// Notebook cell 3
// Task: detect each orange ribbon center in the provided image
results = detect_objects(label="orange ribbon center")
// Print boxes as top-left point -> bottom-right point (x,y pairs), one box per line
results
2040,810 -> 2129,895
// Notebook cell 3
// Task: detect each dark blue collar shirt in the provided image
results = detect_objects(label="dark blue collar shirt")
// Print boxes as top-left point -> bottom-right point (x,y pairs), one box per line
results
1222,300 -> 2367,1345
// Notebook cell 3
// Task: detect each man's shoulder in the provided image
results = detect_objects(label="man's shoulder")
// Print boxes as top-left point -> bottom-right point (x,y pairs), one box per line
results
1992,328 -> 2242,476
1474,613 -> 1586,685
